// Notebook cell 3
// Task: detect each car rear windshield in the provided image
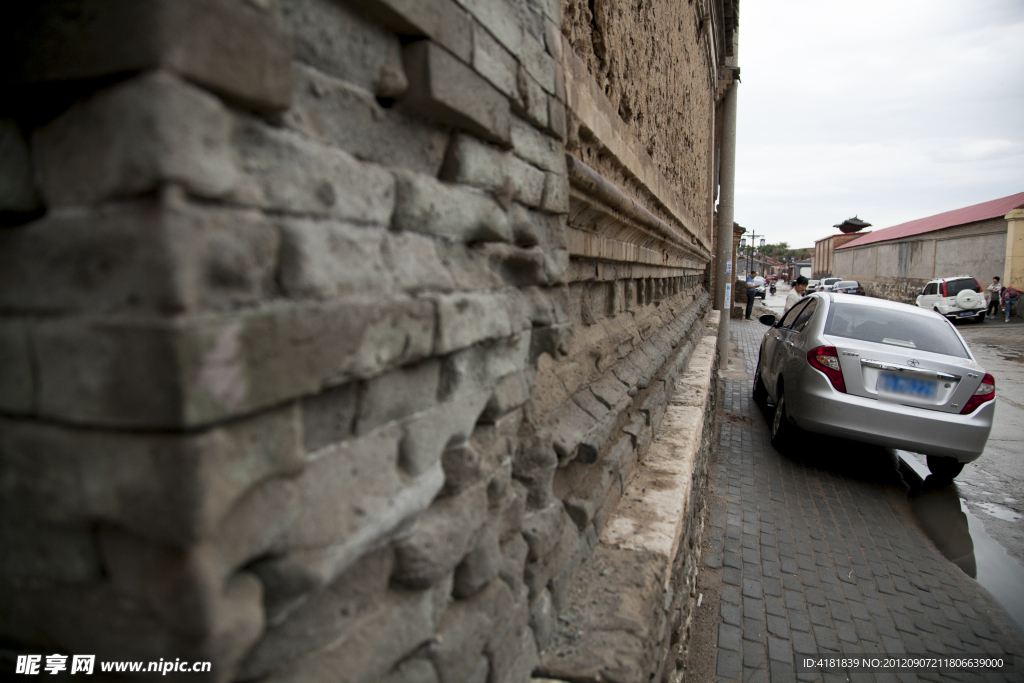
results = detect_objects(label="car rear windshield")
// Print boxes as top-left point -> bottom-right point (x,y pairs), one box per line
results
836,281 -> 859,288
824,303 -> 969,358
945,278 -> 980,297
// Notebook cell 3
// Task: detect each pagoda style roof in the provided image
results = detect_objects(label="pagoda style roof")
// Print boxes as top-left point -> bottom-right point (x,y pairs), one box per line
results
833,216 -> 872,233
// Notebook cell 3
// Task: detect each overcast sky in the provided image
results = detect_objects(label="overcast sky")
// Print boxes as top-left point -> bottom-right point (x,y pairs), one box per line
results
734,0 -> 1024,249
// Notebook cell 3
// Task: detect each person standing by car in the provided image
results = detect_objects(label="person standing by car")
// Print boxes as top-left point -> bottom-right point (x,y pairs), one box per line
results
1002,284 -> 1019,322
987,276 -> 1003,318
745,271 -> 758,320
784,276 -> 808,313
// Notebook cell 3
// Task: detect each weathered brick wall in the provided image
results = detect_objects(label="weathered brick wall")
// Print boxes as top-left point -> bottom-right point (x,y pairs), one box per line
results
561,0 -> 715,239
0,1 -> 731,681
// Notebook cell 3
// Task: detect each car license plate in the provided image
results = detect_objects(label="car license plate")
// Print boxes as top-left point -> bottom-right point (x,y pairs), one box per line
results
958,310 -> 974,317
878,373 -> 937,399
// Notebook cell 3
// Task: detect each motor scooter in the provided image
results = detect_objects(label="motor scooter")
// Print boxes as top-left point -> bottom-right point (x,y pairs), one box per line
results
769,281 -> 777,295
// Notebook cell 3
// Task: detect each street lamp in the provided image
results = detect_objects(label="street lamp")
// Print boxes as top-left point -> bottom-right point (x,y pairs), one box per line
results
741,232 -> 765,276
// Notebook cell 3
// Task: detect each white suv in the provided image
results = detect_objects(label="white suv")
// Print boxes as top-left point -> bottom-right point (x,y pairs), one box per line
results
916,276 -> 986,322
819,277 -> 844,292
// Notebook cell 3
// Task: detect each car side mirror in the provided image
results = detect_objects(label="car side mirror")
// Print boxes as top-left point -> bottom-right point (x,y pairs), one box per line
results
759,314 -> 777,327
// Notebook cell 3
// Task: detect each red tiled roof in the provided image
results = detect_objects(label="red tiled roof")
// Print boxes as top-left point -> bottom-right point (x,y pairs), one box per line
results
836,192 -> 1024,250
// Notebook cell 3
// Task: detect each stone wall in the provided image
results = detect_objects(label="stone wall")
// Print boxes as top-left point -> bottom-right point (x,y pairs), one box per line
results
561,0 -> 720,251
862,279 -> 930,306
0,1 -> 734,681
561,0 -> 716,242
537,324 -> 720,681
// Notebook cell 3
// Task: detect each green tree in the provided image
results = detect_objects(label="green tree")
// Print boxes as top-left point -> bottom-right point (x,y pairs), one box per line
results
759,242 -> 790,259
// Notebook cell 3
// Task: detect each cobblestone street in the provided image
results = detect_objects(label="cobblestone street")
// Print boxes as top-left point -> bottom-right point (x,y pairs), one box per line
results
702,319 -> 1024,682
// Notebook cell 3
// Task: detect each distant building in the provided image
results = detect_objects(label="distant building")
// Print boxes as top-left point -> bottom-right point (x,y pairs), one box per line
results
813,216 -> 871,278
763,256 -> 784,277
785,260 -> 812,281
833,192 -> 1024,308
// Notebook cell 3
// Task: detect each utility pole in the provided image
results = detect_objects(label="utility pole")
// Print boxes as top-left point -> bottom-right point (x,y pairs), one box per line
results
715,83 -> 738,370
715,41 -> 740,371
740,231 -> 765,277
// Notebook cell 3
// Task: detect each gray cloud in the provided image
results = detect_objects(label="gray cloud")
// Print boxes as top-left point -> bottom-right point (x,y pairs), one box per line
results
733,0 -> 1024,247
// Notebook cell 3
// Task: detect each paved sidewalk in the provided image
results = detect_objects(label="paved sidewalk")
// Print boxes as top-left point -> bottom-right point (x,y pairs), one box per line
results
704,319 -> 1024,682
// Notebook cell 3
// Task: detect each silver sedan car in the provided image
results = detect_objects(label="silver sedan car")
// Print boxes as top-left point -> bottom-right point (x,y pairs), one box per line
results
754,293 -> 995,480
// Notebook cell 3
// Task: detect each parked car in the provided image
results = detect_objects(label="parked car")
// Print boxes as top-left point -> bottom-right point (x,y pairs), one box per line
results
819,277 -> 844,292
805,279 -> 821,293
832,280 -> 865,295
916,276 -> 986,323
753,293 -> 994,480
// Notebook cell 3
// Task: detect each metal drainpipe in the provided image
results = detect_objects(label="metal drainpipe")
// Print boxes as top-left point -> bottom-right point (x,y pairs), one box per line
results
715,69 -> 739,369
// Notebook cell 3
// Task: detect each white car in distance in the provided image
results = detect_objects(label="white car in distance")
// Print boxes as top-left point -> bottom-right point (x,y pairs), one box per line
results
916,276 -> 986,323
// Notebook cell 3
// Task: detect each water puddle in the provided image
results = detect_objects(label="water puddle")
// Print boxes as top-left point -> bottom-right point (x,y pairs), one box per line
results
896,451 -> 1024,632
973,501 -> 1023,522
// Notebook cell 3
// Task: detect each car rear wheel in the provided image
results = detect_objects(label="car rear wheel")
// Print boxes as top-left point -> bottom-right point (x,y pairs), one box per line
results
976,312 -> 985,323
926,455 -> 964,482
770,388 -> 794,453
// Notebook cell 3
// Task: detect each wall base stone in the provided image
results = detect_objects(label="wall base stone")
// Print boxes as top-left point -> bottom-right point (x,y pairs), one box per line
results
863,279 -> 929,305
537,315 -> 720,682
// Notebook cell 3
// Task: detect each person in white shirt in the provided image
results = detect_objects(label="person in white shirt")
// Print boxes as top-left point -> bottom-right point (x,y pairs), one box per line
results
987,276 -> 1002,318
784,276 -> 808,313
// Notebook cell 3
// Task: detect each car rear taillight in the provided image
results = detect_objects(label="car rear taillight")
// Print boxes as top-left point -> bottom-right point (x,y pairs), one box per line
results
960,373 -> 995,415
806,346 -> 847,393
941,282 -> 947,297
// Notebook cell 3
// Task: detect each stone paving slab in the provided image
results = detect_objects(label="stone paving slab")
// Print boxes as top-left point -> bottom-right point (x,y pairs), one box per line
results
706,320 -> 1024,683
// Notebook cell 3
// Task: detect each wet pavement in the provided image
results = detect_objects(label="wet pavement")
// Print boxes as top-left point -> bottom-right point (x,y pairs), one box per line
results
701,319 -> 1024,682
898,452 -> 1024,635
760,284 -> 791,316
955,322 -> 1024,571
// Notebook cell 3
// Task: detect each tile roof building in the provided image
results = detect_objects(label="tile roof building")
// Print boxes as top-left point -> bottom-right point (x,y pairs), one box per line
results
833,192 -> 1024,308
837,193 -> 1024,250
